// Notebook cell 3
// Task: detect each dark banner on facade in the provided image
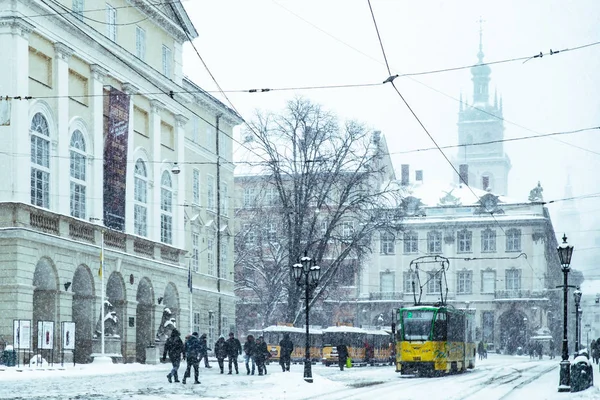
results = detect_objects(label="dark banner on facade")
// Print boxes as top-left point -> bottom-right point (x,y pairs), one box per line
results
103,87 -> 130,231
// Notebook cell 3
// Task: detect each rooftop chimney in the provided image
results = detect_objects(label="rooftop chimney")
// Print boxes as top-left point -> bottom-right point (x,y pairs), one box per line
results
415,170 -> 423,183
459,164 -> 469,186
401,164 -> 410,186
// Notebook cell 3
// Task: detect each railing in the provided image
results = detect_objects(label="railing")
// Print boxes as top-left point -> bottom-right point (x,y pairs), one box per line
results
69,221 -> 95,243
161,247 -> 179,263
369,291 -> 403,301
134,238 -> 154,258
494,290 -> 545,299
30,210 -> 59,235
104,229 -> 127,251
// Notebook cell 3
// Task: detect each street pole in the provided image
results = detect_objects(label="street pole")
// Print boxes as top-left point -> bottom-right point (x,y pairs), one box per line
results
556,234 -> 573,392
304,269 -> 311,383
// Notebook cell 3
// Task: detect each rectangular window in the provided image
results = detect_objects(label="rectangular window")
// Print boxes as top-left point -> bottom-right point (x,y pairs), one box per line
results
267,223 -> 277,242
193,312 -> 201,335
482,176 -> 490,190
505,269 -> 521,291
403,271 -> 418,293
457,230 -> 472,253
403,231 -> 418,254
427,271 -> 441,293
265,186 -> 277,205
106,4 -> 116,42
162,45 -> 172,78
220,241 -> 228,279
481,229 -> 496,252
457,270 -> 472,294
160,214 -> 172,244
243,224 -> 256,246
192,232 -> 199,272
207,234 -> 215,275
135,26 -> 146,60
134,204 -> 147,236
72,0 -> 84,21
342,221 -> 355,239
506,229 -> 522,252
427,231 -> 442,254
31,169 -> 50,208
222,316 -> 229,336
192,169 -> 200,205
207,175 -> 215,211
380,272 -> 395,293
70,182 -> 86,219
481,270 -> 495,293
243,188 -> 255,208
221,181 -> 228,216
208,312 -> 215,348
380,231 -> 395,254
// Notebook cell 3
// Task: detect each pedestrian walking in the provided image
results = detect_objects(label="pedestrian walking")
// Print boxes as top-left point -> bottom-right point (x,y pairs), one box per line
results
279,333 -> 293,372
254,336 -> 269,376
214,335 -> 228,374
199,333 -> 212,368
337,342 -> 349,371
162,329 -> 184,383
244,334 -> 256,375
226,332 -> 242,374
182,332 -> 201,385
549,339 -> 555,360
478,341 -> 485,361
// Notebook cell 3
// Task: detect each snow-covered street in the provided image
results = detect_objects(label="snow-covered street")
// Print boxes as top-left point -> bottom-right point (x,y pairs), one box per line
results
1,354 -> 598,400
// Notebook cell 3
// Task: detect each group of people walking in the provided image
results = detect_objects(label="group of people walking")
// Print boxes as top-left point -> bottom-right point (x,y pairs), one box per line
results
242,334 -> 272,375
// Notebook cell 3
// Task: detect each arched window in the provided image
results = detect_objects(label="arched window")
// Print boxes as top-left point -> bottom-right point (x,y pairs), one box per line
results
134,159 -> 148,236
30,112 -> 50,208
69,130 -> 86,218
160,170 -> 173,244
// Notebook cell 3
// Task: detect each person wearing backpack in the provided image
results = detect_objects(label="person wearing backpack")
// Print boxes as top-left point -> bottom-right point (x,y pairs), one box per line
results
182,332 -> 201,384
162,329 -> 184,383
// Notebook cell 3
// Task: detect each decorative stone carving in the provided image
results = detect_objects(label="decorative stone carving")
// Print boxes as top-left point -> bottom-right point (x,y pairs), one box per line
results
156,307 -> 177,342
439,189 -> 461,206
54,42 -> 74,61
175,114 -> 189,128
150,99 -> 165,114
94,300 -> 120,338
122,83 -> 139,96
400,196 -> 425,217
0,17 -> 35,39
528,181 -> 544,202
90,64 -> 108,82
475,192 -> 504,214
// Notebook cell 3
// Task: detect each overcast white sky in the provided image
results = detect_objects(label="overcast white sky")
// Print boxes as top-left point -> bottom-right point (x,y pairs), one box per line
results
181,0 -> 600,273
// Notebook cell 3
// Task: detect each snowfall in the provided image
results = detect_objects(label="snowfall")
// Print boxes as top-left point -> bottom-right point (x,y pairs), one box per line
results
1,353 -> 599,400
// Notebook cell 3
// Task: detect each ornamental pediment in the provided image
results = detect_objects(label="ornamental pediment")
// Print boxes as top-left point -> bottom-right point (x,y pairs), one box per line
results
475,193 -> 504,214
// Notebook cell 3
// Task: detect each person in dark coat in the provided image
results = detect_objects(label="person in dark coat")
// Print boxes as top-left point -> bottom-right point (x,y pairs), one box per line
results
162,329 -> 184,383
549,338 -> 555,360
199,333 -> 212,368
243,334 -> 256,375
226,332 -> 242,374
279,333 -> 293,372
253,336 -> 269,376
478,341 -> 485,361
337,342 -> 349,371
214,335 -> 228,374
182,332 -> 201,384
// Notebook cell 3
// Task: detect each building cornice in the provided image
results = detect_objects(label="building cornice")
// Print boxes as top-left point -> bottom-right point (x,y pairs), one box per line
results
125,0 -> 197,43
0,16 -> 35,38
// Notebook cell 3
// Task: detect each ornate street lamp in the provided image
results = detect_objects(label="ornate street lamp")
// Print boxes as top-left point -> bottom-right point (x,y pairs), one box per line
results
557,234 -> 574,392
293,254 -> 321,383
573,288 -> 582,353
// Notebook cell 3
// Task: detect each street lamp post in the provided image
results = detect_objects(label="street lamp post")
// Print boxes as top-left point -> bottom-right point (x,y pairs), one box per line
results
557,234 -> 574,392
573,288 -> 582,354
292,255 -> 321,383
524,317 -> 528,347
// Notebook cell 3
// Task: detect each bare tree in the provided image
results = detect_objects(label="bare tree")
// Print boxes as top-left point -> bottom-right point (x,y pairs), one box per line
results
235,97 -> 398,326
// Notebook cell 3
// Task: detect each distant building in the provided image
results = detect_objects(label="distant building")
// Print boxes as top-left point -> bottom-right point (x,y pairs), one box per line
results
0,1 -> 241,363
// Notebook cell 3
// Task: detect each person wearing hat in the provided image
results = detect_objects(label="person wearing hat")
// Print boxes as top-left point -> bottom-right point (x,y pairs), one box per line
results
253,336 -> 270,376
182,332 -> 201,384
199,333 -> 212,368
226,332 -> 242,374
243,334 -> 256,375
162,329 -> 184,383
214,335 -> 228,374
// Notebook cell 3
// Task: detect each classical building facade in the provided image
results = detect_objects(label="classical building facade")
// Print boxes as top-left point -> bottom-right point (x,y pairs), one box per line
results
0,0 -> 241,363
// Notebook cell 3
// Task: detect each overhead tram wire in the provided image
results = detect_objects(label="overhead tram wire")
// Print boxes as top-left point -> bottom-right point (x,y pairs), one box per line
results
41,0 -> 274,169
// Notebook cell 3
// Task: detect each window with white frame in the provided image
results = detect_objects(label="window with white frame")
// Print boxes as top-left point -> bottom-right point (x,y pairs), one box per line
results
243,224 -> 256,246
135,26 -> 146,60
481,229 -> 496,252
192,232 -> 200,272
207,232 -> 215,275
403,271 -> 418,293
380,271 -> 395,293
403,231 -> 418,254
380,231 -> 395,254
427,230 -> 442,254
207,175 -> 215,211
222,316 -> 229,336
481,270 -> 495,293
319,218 -> 328,237
342,221 -> 355,239
505,268 -> 521,291
457,270 -> 472,294
267,223 -> 277,242
208,312 -> 215,347
243,187 -> 255,208
506,229 -> 521,252
427,270 -> 442,293
192,116 -> 199,143
220,241 -> 228,279
222,181 -> 228,216
206,127 -> 215,152
72,0 -> 84,21
160,171 -> 173,244
265,186 -> 277,205
69,130 -> 86,219
193,312 -> 200,335
457,229 -> 472,253
134,159 -> 148,236
192,169 -> 200,205
162,45 -> 172,78
106,4 -> 116,41
30,113 -> 50,208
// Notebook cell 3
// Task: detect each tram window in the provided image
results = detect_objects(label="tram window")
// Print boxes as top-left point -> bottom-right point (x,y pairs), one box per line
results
433,312 -> 447,341
403,310 -> 434,341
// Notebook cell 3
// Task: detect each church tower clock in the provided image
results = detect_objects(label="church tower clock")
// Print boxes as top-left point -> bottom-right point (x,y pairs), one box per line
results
455,28 -> 511,195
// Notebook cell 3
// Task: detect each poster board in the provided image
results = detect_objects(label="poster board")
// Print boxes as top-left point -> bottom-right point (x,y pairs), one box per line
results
62,322 -> 75,350
13,319 -> 31,349
37,320 -> 54,350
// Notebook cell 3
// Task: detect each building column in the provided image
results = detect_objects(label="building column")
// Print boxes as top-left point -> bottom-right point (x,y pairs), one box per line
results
150,100 -> 164,242
90,65 -> 108,223
0,18 -> 34,203
174,114 -> 188,249
122,83 -> 138,235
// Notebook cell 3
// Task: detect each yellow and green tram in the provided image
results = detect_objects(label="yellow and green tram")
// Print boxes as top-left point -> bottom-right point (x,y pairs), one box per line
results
322,326 -> 393,366
395,305 -> 476,376
260,325 -> 323,362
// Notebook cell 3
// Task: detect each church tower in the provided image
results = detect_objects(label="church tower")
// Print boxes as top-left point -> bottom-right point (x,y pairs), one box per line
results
455,27 -> 511,195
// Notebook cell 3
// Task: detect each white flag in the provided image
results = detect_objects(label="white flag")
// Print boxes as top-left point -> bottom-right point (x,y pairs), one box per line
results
0,98 -> 11,126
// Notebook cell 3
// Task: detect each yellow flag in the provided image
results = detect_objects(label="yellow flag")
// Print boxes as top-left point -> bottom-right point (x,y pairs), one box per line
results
98,251 -> 103,277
